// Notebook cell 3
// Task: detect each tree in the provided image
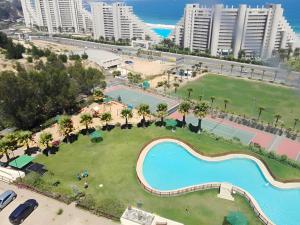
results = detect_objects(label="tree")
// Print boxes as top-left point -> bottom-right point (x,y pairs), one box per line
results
273,70 -> 278,82
137,104 -> 150,128
220,64 -> 224,74
257,106 -> 265,120
156,103 -> 168,124
0,138 -> 12,162
274,114 -> 282,127
173,83 -> 179,93
210,96 -> 216,108
250,68 -> 254,79
58,54 -> 68,63
17,130 -> 32,150
121,109 -> 133,128
112,70 -> 121,77
80,113 -> 93,131
100,112 -> 112,128
187,88 -> 193,98
193,102 -> 209,132
58,116 -> 74,142
224,99 -> 230,111
178,102 -> 191,126
293,118 -> 299,130
240,65 -> 244,76
39,132 -> 53,149
81,53 -> 88,60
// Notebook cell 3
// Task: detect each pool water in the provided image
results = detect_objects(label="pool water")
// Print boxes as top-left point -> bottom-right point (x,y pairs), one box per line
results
152,28 -> 172,38
142,141 -> 300,225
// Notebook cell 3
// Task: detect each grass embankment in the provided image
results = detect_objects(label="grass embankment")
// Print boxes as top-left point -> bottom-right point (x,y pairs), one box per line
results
24,126 -> 300,225
175,74 -> 300,129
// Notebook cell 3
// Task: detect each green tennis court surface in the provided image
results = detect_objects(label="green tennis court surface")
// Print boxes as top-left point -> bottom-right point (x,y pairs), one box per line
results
105,85 -> 179,112
186,115 -> 255,145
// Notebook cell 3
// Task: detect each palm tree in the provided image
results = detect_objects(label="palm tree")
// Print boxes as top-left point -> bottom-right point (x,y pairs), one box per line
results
178,102 -> 191,126
80,113 -> 93,131
240,65 -> 244,76
220,64 -> 224,74
224,99 -> 230,110
17,130 -> 32,150
173,83 -> 179,93
0,138 -> 13,162
121,109 -> 133,128
230,64 -> 234,74
193,102 -> 209,132
250,68 -> 254,79
93,89 -> 104,102
187,88 -> 193,98
156,103 -> 168,124
293,118 -> 299,130
39,132 -> 53,149
58,116 -> 74,142
273,71 -> 278,82
274,114 -> 282,127
101,112 -> 112,128
137,104 -> 151,127
261,70 -> 266,80
257,106 -> 265,120
210,96 -> 216,108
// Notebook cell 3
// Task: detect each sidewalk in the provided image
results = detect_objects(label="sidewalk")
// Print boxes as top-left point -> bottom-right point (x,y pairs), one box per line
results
0,182 -> 119,225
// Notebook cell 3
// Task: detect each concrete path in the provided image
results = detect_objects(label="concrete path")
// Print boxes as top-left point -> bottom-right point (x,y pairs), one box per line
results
0,182 -> 119,225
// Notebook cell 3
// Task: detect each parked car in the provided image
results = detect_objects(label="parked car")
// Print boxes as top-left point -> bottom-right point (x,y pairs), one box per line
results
9,199 -> 38,224
0,190 -> 17,211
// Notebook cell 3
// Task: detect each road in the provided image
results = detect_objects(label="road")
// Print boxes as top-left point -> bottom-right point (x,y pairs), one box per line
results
30,35 -> 300,87
0,182 -> 118,225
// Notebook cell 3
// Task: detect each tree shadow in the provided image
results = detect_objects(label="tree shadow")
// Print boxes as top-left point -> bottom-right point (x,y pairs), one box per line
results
80,128 -> 95,135
24,147 -> 40,156
137,119 -> 151,128
176,119 -> 184,128
42,146 -> 59,156
102,124 -> 115,131
155,121 -> 165,127
121,124 -> 133,129
62,133 -> 78,144
188,123 -> 199,133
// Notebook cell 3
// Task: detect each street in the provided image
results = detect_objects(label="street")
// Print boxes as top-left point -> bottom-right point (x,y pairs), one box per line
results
30,35 -> 300,87
0,182 -> 118,225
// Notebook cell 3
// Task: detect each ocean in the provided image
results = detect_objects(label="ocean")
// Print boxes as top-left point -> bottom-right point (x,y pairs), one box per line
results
89,0 -> 300,38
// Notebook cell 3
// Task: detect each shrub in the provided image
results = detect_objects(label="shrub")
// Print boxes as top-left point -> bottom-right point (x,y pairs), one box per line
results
57,208 -> 63,215
27,56 -> 33,63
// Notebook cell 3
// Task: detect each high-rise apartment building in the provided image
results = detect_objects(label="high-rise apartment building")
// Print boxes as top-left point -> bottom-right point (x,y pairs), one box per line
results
21,0 -> 93,34
172,4 -> 297,59
91,2 -> 160,43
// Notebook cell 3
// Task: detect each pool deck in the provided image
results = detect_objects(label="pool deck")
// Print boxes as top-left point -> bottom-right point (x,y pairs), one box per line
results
136,138 -> 300,225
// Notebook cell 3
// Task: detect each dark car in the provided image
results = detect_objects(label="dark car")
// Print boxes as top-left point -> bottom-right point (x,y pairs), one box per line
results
9,199 -> 38,224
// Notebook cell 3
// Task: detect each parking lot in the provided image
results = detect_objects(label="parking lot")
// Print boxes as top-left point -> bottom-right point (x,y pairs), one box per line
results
0,182 -> 118,225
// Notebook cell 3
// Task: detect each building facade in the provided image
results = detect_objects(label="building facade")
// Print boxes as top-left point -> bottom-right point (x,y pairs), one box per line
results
172,4 -> 297,59
21,0 -> 93,34
91,2 -> 160,43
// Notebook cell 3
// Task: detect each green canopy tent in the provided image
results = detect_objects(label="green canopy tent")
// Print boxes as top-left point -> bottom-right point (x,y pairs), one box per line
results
142,81 -> 150,90
9,155 -> 34,169
165,119 -> 177,130
225,212 -> 248,225
90,130 -> 103,143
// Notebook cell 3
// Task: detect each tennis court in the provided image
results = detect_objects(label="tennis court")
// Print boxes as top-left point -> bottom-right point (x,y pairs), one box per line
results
105,85 -> 179,113
186,114 -> 255,145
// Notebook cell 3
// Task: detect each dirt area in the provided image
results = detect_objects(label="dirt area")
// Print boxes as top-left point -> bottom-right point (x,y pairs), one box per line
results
120,55 -> 175,77
29,40 -> 79,53
0,182 -> 118,225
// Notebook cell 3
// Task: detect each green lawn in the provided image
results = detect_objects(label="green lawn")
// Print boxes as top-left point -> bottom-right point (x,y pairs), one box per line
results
25,126 -> 300,225
175,74 -> 300,129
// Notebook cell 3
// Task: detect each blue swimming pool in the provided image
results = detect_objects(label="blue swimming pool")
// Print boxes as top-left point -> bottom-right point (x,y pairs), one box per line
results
142,141 -> 300,225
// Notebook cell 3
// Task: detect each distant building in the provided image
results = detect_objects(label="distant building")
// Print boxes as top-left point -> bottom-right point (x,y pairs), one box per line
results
91,2 -> 160,43
20,0 -> 93,34
171,4 -> 297,59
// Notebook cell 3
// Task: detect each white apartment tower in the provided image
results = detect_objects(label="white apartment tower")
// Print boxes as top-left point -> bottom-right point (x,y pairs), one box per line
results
21,0 -> 93,34
91,2 -> 160,43
173,4 -> 297,59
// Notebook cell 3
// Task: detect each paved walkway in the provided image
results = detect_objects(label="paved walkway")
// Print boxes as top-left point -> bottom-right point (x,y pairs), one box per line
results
0,182 -> 119,225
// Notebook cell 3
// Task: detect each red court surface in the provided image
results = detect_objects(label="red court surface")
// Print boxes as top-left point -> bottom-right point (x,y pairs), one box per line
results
276,139 -> 300,160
